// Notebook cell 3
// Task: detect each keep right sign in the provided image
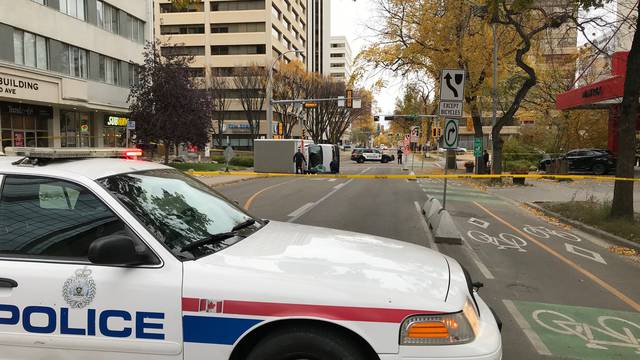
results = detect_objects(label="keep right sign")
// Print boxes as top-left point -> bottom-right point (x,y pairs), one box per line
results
444,118 -> 459,149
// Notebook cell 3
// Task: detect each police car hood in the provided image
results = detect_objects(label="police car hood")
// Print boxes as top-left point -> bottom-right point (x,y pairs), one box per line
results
187,221 -> 454,311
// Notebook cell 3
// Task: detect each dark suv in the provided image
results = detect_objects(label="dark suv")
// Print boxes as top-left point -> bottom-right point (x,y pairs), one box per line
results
539,149 -> 616,175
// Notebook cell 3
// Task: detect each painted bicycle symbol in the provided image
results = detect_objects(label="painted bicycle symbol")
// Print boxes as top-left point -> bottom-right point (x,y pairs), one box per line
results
533,310 -> 640,353
467,230 -> 528,252
523,225 -> 581,242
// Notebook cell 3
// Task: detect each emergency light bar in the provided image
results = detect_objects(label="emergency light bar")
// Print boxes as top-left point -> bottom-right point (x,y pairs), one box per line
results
4,147 -> 143,160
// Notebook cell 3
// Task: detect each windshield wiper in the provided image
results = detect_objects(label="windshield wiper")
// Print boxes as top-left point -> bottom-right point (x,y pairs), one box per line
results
180,219 -> 259,253
180,232 -> 237,253
232,218 -> 257,232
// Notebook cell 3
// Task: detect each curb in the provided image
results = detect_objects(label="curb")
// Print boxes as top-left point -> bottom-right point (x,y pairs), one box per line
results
196,175 -> 268,188
525,201 -> 640,251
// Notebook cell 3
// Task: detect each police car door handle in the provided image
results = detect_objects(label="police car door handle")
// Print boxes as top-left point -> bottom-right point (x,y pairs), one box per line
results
0,278 -> 18,288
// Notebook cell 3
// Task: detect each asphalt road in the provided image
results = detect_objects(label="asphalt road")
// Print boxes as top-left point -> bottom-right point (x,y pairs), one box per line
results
212,154 -> 640,360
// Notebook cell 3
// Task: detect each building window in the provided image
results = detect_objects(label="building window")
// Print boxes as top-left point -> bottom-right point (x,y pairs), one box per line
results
271,5 -> 281,19
96,0 -> 118,34
330,53 -> 344,58
128,63 -> 139,87
60,0 -> 86,21
99,55 -> 119,85
31,0 -> 46,4
212,22 -> 265,33
161,46 -> 206,57
330,63 -> 344,68
161,24 -> 205,35
160,2 -> 204,13
271,27 -> 281,40
67,45 -> 88,78
212,45 -> 266,55
0,103 -> 51,150
211,1 -> 265,11
187,68 -> 205,78
129,16 -> 145,43
331,43 -> 345,48
13,30 -> 48,70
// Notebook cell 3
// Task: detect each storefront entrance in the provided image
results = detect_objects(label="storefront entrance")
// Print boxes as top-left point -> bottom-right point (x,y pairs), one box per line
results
60,110 -> 93,148
0,102 -> 52,150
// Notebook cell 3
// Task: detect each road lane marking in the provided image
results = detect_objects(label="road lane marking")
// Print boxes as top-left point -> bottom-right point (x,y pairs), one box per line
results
333,183 -> 345,190
565,243 -> 607,265
469,218 -> 490,229
328,178 -> 337,182
460,234 -> 495,280
467,230 -> 528,253
288,202 -> 315,218
414,201 -> 439,252
287,167 -> 370,223
475,202 -> 640,312
243,178 -> 299,210
503,300 -> 553,356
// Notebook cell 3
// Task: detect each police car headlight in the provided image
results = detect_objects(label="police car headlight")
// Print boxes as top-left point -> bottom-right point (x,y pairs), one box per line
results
400,300 -> 479,345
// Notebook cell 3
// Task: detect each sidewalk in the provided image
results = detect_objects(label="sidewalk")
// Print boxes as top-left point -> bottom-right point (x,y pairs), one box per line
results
487,175 -> 640,214
194,172 -> 263,187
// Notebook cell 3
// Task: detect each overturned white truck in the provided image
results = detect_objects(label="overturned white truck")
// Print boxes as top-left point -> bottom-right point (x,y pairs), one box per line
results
254,139 -> 340,174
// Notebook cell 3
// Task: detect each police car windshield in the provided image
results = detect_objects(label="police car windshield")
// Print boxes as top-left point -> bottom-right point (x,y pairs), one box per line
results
98,169 -> 262,259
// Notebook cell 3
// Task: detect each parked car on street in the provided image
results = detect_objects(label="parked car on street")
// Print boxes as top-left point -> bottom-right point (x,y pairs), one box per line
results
351,148 -> 395,163
538,149 -> 616,175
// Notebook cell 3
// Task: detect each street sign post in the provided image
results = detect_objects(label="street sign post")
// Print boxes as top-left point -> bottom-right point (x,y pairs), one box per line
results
474,137 -> 483,157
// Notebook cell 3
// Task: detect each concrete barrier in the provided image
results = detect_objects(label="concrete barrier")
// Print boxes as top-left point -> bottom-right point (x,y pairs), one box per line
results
422,198 -> 463,245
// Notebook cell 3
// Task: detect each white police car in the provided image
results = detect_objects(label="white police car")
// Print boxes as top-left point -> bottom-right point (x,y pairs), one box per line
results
0,147 -> 501,360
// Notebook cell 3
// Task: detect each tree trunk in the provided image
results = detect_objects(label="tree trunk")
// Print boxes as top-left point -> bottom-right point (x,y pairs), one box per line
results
611,8 -> 639,219
164,141 -> 170,165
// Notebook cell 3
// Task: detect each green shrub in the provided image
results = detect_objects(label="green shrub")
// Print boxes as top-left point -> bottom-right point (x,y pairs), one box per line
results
210,155 -> 254,167
504,160 -> 532,172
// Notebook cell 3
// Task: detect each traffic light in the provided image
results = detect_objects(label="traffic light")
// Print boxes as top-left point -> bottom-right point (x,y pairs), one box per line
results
303,102 -> 318,109
432,127 -> 438,138
346,89 -> 353,108
277,122 -> 283,135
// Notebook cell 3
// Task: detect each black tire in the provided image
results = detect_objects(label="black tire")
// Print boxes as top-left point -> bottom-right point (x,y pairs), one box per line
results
357,157 -> 365,164
245,326 -> 367,360
592,163 -> 606,175
381,158 -> 388,163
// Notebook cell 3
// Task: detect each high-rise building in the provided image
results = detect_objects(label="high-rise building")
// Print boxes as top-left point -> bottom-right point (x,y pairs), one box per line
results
0,0 -> 152,150
156,0 -> 308,148
306,0 -> 330,74
328,36 -> 352,82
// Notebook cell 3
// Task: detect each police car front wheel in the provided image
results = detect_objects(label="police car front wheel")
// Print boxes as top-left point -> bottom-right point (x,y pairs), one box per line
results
246,326 -> 367,360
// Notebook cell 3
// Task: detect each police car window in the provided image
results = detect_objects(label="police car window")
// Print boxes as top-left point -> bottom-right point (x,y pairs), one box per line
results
99,169 -> 260,259
0,176 -> 132,260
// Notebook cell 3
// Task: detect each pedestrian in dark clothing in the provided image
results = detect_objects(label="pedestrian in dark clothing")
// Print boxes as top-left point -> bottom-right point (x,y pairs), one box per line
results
397,148 -> 403,165
483,150 -> 490,173
293,149 -> 306,174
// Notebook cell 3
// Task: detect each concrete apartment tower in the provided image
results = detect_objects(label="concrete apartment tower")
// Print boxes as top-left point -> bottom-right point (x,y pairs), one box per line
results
155,0 -> 309,148
328,35 -> 352,82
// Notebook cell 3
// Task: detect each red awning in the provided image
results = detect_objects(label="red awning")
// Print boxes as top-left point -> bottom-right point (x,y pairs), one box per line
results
556,51 -> 628,110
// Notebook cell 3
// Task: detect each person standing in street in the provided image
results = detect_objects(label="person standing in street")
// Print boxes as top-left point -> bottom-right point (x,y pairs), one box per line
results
483,150 -> 490,173
293,149 -> 306,174
397,148 -> 403,165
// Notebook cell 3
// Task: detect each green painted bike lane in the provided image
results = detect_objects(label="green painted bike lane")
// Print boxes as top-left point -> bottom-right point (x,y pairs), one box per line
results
507,300 -> 640,359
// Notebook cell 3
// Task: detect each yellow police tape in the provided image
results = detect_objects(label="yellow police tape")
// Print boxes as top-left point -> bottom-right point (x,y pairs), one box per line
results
190,171 -> 640,182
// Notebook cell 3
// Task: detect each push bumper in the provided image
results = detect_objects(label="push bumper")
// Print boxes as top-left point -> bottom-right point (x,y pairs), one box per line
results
379,295 -> 502,360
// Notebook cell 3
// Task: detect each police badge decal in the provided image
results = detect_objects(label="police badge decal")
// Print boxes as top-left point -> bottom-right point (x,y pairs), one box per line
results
62,267 -> 96,309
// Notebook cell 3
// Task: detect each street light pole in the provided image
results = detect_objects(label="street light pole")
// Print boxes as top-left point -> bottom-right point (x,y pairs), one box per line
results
267,49 -> 304,139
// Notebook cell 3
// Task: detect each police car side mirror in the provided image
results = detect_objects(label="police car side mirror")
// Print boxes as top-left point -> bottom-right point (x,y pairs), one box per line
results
88,235 -> 151,266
